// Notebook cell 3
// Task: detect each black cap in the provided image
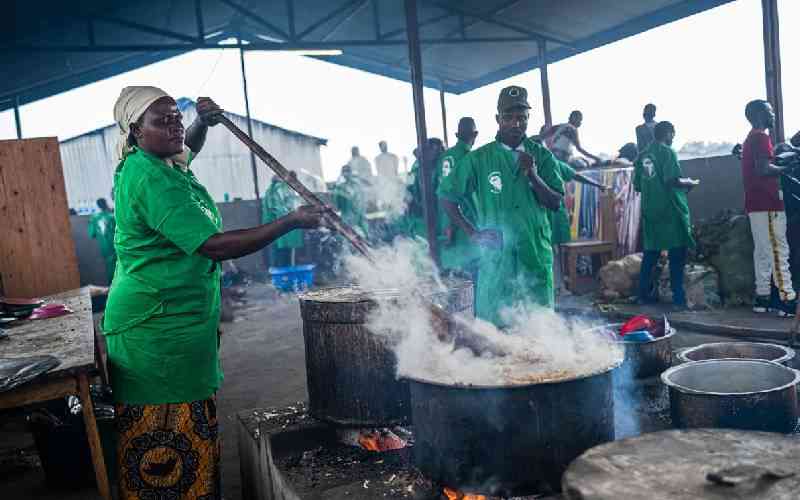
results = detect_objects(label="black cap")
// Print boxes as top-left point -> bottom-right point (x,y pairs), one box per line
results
497,85 -> 531,112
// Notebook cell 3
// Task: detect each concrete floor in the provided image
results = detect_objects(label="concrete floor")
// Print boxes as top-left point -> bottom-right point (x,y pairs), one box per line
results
0,283 -> 786,499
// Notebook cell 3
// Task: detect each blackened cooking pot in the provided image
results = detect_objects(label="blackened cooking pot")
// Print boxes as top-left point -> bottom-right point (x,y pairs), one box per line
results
677,341 -> 795,366
406,361 -> 620,497
298,280 -> 473,426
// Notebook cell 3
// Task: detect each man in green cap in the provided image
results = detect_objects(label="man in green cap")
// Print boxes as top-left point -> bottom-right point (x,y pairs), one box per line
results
438,117 -> 479,274
634,121 -> 699,310
439,85 -> 564,325
262,173 -> 304,266
88,197 -> 117,282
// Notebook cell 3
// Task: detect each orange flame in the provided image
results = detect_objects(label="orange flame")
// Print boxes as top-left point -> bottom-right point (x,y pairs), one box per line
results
358,434 -> 381,452
356,430 -> 406,452
443,487 -> 487,500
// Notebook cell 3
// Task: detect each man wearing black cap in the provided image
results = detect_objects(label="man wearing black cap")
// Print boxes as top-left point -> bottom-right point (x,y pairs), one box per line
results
438,85 -> 564,326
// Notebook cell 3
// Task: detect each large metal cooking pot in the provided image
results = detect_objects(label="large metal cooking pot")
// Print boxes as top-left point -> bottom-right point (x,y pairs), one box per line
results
590,323 -> 675,378
407,361 -> 620,497
661,359 -> 800,433
298,280 -> 473,427
677,342 -> 795,366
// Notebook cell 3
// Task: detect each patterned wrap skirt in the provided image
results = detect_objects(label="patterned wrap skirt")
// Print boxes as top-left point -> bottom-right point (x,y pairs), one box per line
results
115,397 -> 220,500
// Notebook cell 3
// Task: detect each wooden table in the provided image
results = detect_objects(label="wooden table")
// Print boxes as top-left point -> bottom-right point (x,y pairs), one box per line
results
0,287 -> 110,500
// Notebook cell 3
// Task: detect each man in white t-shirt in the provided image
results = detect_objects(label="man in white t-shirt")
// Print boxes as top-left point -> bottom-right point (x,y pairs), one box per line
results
374,141 -> 399,177
348,146 -> 374,179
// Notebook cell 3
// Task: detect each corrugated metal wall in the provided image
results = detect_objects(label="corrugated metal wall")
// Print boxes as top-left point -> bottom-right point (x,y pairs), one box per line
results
59,100 -> 326,209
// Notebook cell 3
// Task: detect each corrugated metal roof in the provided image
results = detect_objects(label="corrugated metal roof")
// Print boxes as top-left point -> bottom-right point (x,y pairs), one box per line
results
59,97 -> 327,145
59,99 -> 327,208
1,0 -> 736,110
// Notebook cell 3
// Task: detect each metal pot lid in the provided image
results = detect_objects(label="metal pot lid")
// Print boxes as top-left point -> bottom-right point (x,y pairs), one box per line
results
661,358 -> 800,396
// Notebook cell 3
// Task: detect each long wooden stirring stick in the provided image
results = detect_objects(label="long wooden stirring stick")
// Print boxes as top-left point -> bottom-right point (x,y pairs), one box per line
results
218,115 -> 505,357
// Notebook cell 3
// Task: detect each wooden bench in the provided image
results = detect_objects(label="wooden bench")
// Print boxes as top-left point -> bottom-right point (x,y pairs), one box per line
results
560,240 -> 614,293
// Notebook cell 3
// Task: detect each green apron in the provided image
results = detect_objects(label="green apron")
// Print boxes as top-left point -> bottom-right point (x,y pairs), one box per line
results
88,210 -> 117,280
634,142 -> 695,251
103,148 -> 223,404
438,138 -> 563,326
436,140 -> 480,271
262,179 -> 304,250
332,176 -> 369,237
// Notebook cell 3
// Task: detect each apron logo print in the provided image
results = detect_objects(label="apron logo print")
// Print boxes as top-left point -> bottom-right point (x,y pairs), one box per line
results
488,171 -> 503,194
442,157 -> 453,177
642,157 -> 655,178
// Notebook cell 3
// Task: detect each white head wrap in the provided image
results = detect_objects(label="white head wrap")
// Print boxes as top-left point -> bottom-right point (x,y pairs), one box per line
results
113,86 -> 190,169
113,86 -> 169,161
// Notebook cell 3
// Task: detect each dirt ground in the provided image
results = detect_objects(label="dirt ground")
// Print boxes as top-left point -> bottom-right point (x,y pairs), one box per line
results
0,282 -> 788,499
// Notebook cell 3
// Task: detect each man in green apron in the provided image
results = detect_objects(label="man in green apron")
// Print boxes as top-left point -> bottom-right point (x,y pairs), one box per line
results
404,138 -> 445,241
332,165 -> 369,238
438,118 -> 479,274
87,197 -> 117,282
438,85 -> 564,326
634,121 -> 699,309
262,173 -> 304,266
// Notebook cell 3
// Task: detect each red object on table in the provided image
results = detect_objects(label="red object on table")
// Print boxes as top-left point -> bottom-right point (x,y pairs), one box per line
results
620,315 -> 655,336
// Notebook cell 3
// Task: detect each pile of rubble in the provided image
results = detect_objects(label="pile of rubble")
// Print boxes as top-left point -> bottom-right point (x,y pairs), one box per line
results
597,211 -> 754,307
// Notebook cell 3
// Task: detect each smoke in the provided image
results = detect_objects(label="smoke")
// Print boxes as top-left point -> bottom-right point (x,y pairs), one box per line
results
342,239 -> 623,387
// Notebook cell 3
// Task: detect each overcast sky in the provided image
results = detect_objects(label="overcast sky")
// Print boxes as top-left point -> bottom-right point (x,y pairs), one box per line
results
1,0 -> 798,181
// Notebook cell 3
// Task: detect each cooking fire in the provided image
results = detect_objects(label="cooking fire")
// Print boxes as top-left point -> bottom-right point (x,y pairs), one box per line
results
337,427 -> 410,452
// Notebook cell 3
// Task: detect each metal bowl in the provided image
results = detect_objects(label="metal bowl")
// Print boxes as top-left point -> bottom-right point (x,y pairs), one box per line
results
661,359 -> 800,433
677,341 -> 795,366
589,323 -> 675,379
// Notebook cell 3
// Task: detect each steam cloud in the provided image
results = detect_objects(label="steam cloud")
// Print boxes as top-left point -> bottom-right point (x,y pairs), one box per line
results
342,238 -> 624,386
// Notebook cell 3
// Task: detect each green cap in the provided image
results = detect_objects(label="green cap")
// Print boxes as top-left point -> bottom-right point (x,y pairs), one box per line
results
497,85 -> 531,112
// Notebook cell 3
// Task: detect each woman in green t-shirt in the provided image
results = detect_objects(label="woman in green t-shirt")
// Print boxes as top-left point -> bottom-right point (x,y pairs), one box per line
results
105,87 -> 326,500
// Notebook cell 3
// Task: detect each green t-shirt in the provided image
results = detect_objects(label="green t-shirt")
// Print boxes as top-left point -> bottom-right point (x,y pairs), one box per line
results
634,142 -> 695,250
550,161 -> 576,245
103,148 -> 223,404
437,138 -> 563,324
262,180 -> 303,250
88,211 -> 116,257
436,140 -> 479,270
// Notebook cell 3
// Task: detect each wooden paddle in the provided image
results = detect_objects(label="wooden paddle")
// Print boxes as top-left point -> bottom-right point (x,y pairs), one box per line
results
218,115 -> 505,357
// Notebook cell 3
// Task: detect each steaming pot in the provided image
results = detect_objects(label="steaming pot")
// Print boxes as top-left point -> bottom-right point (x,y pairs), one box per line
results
406,359 -> 620,496
298,279 -> 473,426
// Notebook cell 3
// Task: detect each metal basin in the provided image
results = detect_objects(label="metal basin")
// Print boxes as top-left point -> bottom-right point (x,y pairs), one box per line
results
677,341 -> 795,366
590,323 -> 675,378
661,359 -> 800,433
407,361 -> 620,497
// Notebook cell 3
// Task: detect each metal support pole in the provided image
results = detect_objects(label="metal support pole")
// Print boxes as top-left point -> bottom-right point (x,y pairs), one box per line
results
404,0 -> 438,263
13,96 -> 22,139
761,0 -> 784,143
440,81 -> 449,149
538,40 -> 552,129
195,0 -> 205,42
238,40 -> 260,201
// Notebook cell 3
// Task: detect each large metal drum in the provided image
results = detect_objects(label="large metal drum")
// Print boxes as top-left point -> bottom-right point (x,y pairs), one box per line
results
661,359 -> 800,433
298,280 -> 473,426
590,323 -> 675,378
407,362 -> 620,497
